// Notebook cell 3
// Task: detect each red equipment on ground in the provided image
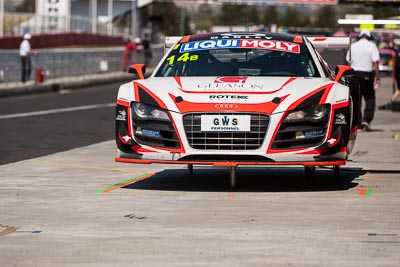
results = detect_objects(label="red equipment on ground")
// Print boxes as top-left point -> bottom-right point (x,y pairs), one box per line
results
35,67 -> 45,84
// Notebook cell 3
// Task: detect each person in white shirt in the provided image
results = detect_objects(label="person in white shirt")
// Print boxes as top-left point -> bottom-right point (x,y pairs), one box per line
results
346,29 -> 380,131
19,33 -> 37,83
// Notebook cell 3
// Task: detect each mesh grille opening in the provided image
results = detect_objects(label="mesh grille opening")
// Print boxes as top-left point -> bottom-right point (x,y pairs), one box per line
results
183,113 -> 269,150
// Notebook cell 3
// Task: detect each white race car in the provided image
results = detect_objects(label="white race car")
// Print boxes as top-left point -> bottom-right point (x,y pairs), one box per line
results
115,32 -> 359,186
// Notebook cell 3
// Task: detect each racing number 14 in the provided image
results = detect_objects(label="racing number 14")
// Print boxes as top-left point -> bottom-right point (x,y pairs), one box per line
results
167,53 -> 199,65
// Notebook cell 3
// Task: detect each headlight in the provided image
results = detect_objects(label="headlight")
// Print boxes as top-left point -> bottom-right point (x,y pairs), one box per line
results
285,110 -> 305,121
284,104 -> 329,122
132,103 -> 171,121
311,105 -> 327,120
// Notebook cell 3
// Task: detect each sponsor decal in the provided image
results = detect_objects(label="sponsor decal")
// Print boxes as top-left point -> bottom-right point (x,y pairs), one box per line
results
201,114 -> 250,132
116,110 -> 127,121
209,126 -> 240,131
180,39 -> 238,52
214,103 -> 238,109
212,32 -> 271,39
198,83 -> 263,91
214,76 -> 247,83
335,113 -> 347,125
327,138 -> 337,145
122,135 -> 132,142
179,39 -> 300,53
137,128 -> 161,138
241,40 -> 299,53
295,129 -> 324,139
304,130 -> 324,137
209,95 -> 249,100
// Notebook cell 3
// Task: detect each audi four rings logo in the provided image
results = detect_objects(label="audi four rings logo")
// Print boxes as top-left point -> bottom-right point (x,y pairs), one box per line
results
214,104 -> 238,109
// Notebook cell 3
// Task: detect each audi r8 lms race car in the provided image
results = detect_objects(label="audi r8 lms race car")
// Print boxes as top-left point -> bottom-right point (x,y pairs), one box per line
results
115,32 -> 359,187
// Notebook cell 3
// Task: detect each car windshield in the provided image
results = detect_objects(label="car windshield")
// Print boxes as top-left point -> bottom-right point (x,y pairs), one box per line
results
379,53 -> 392,64
155,40 -> 320,77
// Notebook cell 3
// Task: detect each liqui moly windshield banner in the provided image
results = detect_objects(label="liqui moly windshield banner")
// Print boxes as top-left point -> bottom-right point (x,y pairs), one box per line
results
179,39 -> 300,53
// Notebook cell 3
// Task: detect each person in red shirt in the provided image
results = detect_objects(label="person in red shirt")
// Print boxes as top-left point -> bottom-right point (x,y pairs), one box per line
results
123,38 -> 142,70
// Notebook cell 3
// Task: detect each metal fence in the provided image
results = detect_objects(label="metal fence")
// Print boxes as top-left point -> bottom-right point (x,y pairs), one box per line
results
0,44 -> 164,83
3,13 -> 127,39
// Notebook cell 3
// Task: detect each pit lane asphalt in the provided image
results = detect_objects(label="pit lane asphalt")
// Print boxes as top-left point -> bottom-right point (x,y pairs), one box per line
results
0,76 -> 399,266
0,81 -> 124,165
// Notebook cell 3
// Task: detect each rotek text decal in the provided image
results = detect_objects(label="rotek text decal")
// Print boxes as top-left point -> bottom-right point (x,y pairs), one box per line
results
179,39 -> 300,53
209,95 -> 249,100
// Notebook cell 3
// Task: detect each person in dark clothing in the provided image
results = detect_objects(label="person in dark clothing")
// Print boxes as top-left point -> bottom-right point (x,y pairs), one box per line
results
142,34 -> 152,66
346,29 -> 380,131
379,44 -> 400,110
19,33 -> 37,83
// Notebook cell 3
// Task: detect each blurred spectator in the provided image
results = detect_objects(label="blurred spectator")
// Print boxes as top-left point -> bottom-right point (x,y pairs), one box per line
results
142,34 -> 152,66
19,33 -> 38,83
346,29 -> 380,131
387,41 -> 396,51
378,41 -> 388,49
123,38 -> 142,70
379,43 -> 400,110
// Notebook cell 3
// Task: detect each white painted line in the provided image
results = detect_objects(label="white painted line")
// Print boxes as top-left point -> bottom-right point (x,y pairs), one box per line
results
0,103 -> 115,120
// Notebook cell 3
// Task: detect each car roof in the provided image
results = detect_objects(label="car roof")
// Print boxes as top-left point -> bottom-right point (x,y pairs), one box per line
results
180,32 -> 304,44
379,49 -> 395,54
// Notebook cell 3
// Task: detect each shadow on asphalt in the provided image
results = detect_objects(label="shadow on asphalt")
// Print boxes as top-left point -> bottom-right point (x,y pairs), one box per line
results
124,167 -> 365,193
366,129 -> 385,132
367,169 -> 400,174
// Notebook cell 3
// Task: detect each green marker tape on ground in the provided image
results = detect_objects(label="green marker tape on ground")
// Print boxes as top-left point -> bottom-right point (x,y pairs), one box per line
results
365,189 -> 372,196
96,173 -> 153,194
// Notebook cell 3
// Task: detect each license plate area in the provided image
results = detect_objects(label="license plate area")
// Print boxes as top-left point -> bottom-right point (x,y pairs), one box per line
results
201,114 -> 251,132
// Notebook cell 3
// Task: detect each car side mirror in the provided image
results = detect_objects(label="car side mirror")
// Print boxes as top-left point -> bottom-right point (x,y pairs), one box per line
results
334,65 -> 354,82
128,64 -> 146,79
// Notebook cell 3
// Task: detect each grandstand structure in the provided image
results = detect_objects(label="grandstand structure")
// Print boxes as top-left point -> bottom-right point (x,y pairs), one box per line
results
1,0 -> 139,38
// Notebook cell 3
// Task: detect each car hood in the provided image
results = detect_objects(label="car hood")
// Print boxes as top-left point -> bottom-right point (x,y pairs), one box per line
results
133,76 -> 335,114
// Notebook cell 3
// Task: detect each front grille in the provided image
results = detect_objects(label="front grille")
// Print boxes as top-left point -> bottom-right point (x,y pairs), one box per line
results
183,113 -> 269,150
180,155 -> 273,162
